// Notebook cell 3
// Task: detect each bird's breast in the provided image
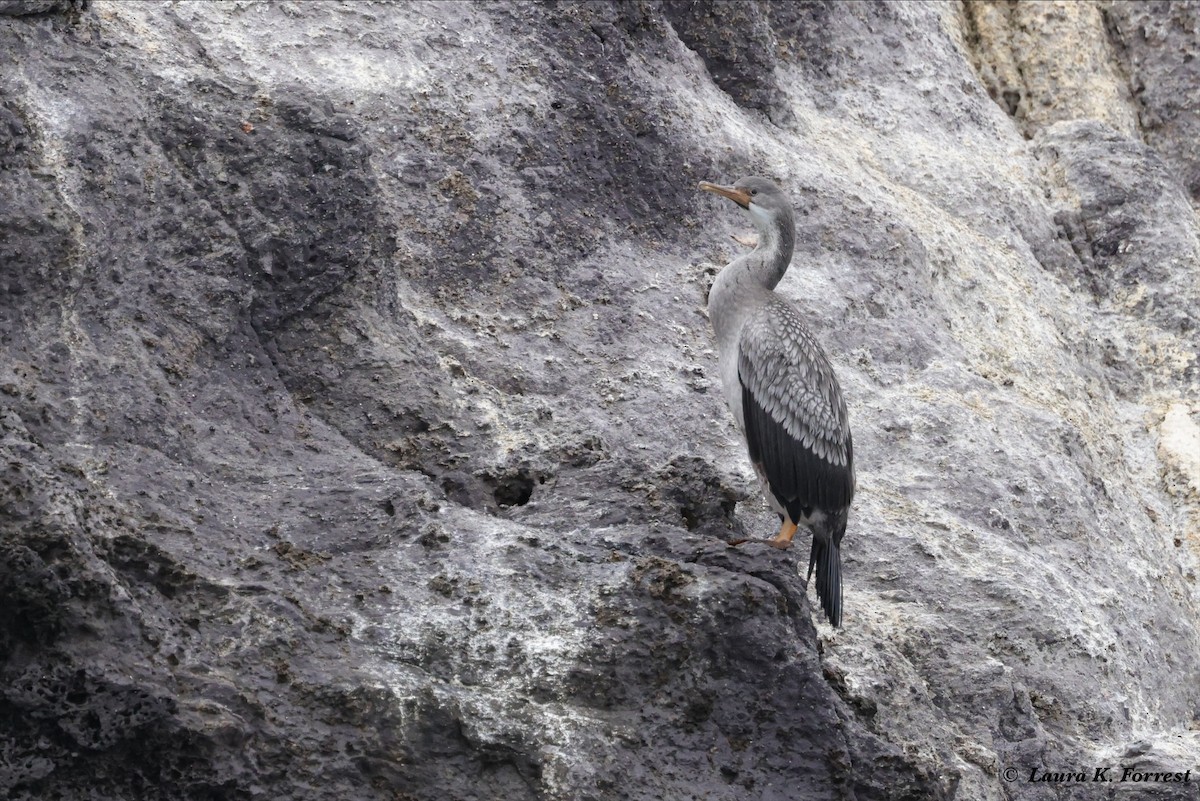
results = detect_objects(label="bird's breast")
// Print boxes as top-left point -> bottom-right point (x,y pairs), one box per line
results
717,339 -> 745,431
708,267 -> 772,434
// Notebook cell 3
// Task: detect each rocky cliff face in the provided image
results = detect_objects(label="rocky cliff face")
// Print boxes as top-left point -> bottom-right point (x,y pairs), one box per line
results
2,1 -> 1198,799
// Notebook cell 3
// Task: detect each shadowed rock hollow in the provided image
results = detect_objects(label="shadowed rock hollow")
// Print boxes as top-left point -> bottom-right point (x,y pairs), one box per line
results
2,1 -> 1198,799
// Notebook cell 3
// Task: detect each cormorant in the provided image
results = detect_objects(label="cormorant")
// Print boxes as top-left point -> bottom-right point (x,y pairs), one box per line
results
700,176 -> 856,627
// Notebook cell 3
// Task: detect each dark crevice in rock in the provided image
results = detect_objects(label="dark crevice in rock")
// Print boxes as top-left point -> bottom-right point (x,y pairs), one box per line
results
662,0 -> 794,125
484,465 -> 548,509
959,0 -> 1029,133
1098,5 -> 1146,126
0,0 -> 87,17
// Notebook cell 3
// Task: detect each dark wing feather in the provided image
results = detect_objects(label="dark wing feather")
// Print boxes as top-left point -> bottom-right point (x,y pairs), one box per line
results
738,297 -> 854,520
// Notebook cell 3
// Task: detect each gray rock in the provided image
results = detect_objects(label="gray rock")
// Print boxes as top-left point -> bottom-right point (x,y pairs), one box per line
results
1,1 -> 1198,800
0,0 -> 85,16
663,0 -> 793,124
1107,0 -> 1200,204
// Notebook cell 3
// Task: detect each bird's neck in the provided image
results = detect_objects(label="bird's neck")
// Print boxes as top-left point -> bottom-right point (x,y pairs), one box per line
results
744,213 -> 795,291
709,213 -> 795,309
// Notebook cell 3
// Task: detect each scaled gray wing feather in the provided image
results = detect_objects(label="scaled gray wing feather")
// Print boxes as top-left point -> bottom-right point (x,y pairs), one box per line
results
737,296 -> 855,514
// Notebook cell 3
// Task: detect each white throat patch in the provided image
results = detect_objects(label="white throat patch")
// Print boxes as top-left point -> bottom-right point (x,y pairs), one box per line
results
747,201 -> 772,225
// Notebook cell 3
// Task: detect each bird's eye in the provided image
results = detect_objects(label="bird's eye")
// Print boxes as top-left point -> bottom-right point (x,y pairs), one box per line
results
750,188 -> 758,196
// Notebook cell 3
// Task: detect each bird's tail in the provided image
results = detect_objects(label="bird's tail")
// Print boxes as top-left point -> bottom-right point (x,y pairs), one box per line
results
807,535 -> 842,628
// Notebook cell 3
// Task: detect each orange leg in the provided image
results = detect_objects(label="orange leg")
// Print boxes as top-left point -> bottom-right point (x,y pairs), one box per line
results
766,519 -> 798,549
728,519 -> 798,549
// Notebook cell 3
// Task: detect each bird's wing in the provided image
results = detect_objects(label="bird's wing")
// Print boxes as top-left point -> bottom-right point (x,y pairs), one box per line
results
737,297 -> 855,516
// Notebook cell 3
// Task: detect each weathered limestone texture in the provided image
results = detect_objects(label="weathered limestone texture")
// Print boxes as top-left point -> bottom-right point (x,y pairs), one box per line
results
962,0 -> 1139,136
2,1 -> 1197,799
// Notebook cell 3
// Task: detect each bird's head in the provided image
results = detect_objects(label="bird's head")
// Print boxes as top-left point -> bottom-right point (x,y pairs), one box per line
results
698,176 -> 793,233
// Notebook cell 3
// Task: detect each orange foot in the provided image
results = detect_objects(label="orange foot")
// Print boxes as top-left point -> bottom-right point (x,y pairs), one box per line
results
729,520 -> 798,549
